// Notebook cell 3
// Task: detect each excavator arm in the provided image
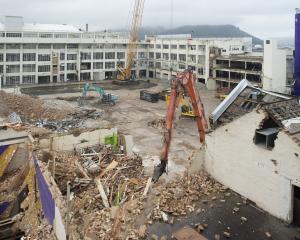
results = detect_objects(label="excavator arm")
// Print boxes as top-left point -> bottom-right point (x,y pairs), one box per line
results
152,70 -> 208,182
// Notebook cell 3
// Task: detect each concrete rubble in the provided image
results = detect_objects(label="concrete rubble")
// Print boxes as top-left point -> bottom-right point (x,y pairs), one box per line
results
0,82 -> 299,240
0,90 -> 72,120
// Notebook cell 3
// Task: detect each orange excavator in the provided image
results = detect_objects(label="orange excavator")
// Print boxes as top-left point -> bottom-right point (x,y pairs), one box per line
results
152,69 -> 209,182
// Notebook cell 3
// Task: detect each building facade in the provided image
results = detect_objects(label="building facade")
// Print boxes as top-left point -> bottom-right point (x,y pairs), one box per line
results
145,34 -> 252,88
209,52 -> 263,90
0,16 -> 253,87
0,16 -> 149,86
0,16 -> 293,93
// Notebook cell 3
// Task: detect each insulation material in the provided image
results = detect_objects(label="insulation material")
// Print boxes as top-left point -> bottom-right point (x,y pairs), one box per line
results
34,156 -> 55,225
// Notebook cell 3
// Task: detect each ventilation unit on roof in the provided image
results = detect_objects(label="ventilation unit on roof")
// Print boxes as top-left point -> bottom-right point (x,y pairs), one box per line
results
4,16 -> 24,29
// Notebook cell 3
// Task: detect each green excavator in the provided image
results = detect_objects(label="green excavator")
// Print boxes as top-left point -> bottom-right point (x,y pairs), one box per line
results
79,83 -> 118,106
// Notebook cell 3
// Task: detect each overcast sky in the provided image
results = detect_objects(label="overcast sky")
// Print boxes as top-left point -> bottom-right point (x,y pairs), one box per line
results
0,0 -> 298,39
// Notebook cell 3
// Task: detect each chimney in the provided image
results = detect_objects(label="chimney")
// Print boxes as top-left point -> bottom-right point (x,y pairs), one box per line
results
86,24 -> 89,32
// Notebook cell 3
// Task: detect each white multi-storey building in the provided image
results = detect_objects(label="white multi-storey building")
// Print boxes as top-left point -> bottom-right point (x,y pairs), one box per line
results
0,16 -> 255,88
146,34 -> 252,88
0,16 -> 149,86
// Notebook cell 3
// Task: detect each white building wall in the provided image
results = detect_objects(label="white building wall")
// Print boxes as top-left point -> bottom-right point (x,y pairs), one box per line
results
263,39 -> 287,93
203,111 -> 300,222
0,18 -> 252,87
146,36 -> 252,86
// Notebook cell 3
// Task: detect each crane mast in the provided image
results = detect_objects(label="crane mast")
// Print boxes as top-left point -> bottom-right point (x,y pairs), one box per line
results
117,0 -> 145,82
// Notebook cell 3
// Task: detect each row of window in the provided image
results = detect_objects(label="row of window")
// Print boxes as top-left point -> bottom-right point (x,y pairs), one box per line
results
5,75 -> 36,85
149,53 -> 205,64
1,61 -> 117,73
0,52 -> 125,62
0,43 -> 133,50
0,53 -> 51,62
149,44 -> 206,51
1,32 -> 81,39
0,43 -> 208,52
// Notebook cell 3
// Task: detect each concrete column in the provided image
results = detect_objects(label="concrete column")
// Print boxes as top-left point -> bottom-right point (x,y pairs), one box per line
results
35,45 -> 38,84
64,44 -> 67,82
3,43 -> 7,86
50,44 -> 53,83
20,44 -> 23,85
77,46 -> 81,81
204,43 -> 210,84
91,46 -> 94,81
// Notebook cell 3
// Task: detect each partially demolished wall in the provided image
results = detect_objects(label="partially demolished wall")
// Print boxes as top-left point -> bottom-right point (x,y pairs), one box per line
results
203,110 -> 300,222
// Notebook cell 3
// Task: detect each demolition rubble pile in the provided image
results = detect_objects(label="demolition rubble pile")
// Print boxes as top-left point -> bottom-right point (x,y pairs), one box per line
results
46,152 -> 86,194
0,91 -> 71,120
73,170 -> 225,239
0,169 -> 22,201
35,109 -> 103,134
149,172 -> 225,221
44,144 -> 148,239
148,118 -> 166,130
0,91 -> 104,133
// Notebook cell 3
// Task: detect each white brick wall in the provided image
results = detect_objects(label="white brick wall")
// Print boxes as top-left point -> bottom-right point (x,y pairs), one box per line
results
203,111 -> 300,222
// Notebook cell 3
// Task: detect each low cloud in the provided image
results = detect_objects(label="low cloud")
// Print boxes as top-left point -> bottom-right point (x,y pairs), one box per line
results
0,0 -> 297,38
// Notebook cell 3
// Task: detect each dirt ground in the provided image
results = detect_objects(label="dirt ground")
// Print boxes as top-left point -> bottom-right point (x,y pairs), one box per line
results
19,80 -> 300,239
147,189 -> 299,240
37,81 -> 219,180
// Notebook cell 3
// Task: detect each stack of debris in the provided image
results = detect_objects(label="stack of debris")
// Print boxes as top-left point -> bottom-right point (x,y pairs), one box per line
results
148,119 -> 166,130
67,144 -> 148,239
79,145 -> 115,175
48,152 -> 89,194
0,91 -> 72,121
35,109 -> 103,134
149,172 -> 224,221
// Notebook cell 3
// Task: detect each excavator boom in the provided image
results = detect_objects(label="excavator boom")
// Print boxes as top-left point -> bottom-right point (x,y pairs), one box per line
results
152,70 -> 208,182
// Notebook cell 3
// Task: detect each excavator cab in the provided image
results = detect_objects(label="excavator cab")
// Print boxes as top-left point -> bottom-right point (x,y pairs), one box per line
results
165,93 -> 196,118
80,83 -> 118,106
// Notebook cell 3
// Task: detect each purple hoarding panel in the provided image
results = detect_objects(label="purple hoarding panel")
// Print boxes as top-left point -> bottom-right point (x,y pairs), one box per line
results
294,11 -> 300,95
0,202 -> 9,215
33,155 -> 55,225
0,145 -> 8,155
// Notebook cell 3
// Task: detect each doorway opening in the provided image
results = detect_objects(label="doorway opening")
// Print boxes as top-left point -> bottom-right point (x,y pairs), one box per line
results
293,185 -> 300,226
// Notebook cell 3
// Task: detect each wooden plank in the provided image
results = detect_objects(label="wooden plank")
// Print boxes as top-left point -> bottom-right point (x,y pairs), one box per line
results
143,177 -> 152,196
100,160 -> 118,178
95,179 -> 110,208
75,159 -> 91,179
173,226 -> 208,240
